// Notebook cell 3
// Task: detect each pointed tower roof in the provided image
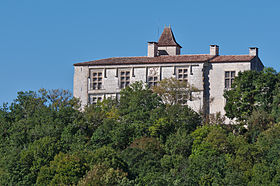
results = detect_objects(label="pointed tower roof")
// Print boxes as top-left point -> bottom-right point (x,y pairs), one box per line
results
157,27 -> 182,48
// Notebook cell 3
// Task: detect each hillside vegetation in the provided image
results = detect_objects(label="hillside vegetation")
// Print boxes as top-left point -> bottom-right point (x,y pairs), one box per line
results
0,68 -> 280,185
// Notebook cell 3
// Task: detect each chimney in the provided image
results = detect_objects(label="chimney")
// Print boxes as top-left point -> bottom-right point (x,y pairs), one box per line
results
210,45 -> 219,56
249,47 -> 258,56
148,42 -> 158,57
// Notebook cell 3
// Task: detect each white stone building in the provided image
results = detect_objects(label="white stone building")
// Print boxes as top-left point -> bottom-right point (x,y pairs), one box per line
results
73,27 -> 264,118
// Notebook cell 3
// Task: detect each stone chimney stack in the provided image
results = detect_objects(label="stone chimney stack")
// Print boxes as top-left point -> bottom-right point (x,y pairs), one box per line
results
249,47 -> 258,56
210,45 -> 219,56
148,42 -> 158,57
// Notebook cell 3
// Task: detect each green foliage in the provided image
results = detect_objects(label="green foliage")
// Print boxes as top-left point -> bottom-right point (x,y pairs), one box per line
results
246,110 -> 274,143
135,171 -> 171,186
224,68 -> 279,122
249,124 -> 280,184
164,128 -> 193,157
2,72 -> 280,185
165,104 -> 201,134
78,163 -> 129,186
129,137 -> 162,153
88,146 -> 128,172
272,86 -> 280,123
88,119 -> 115,150
149,117 -> 172,138
36,152 -> 88,185
17,137 -> 60,185
79,98 -> 118,136
119,81 -> 163,120
121,147 -> 162,181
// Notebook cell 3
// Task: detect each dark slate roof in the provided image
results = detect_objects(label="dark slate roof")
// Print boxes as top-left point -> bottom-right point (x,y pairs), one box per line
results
157,27 -> 182,48
73,55 -> 255,66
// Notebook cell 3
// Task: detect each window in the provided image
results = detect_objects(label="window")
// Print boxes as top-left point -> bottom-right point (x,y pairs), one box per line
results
148,67 -> 160,87
177,68 -> 188,82
148,76 -> 159,87
175,67 -> 190,104
89,94 -> 103,104
120,70 -> 130,89
225,71 -> 235,88
90,70 -> 103,90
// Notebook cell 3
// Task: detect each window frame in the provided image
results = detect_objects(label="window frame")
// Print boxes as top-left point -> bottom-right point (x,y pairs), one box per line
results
119,69 -> 131,89
224,71 -> 236,89
147,67 -> 160,87
175,67 -> 190,104
90,69 -> 103,90
89,94 -> 104,104
176,67 -> 189,83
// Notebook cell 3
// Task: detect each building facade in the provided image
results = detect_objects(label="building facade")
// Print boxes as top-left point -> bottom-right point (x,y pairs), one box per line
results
73,27 -> 264,119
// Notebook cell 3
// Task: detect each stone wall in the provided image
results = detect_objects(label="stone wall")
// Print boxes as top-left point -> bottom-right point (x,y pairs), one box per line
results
73,63 -> 205,113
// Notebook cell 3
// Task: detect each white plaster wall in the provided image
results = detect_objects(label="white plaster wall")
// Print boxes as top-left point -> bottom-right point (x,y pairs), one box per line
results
187,92 -> 203,113
73,66 -> 89,108
131,67 -> 147,84
189,64 -> 204,90
161,66 -> 175,79
209,62 -> 251,116
103,68 -> 119,93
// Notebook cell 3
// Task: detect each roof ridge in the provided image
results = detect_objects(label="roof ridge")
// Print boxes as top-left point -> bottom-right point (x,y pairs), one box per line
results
217,54 -> 251,56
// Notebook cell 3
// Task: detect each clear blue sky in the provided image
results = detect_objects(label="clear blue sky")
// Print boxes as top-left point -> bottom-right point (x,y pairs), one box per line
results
0,0 -> 279,105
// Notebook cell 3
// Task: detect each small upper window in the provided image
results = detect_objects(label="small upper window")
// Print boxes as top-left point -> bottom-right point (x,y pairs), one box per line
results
120,70 -> 130,89
148,76 -> 159,87
177,68 -> 188,83
225,71 -> 235,88
90,70 -> 103,90
148,67 -> 160,87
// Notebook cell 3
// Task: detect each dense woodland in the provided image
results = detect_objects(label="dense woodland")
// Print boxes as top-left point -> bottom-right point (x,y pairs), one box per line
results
0,68 -> 280,185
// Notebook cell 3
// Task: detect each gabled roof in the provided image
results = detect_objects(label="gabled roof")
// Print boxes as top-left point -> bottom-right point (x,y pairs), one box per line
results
157,27 -> 182,48
74,55 -> 213,66
73,55 -> 256,66
210,55 -> 255,62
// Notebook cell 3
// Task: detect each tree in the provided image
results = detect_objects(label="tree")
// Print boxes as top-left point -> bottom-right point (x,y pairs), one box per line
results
88,146 -> 128,172
149,104 -> 201,143
152,77 -> 200,105
249,124 -> 280,184
36,152 -> 88,185
271,76 -> 280,123
17,137 -> 60,185
164,128 -> 193,158
118,81 -> 163,121
224,68 -> 279,122
182,125 -> 253,185
78,163 -> 129,186
121,147 -> 163,182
